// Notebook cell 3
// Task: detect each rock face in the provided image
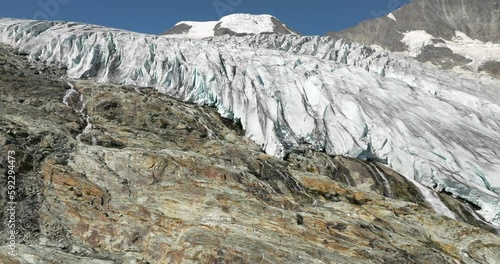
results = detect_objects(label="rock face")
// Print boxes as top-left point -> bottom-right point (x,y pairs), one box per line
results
1,44 -> 500,263
162,14 -> 299,39
327,0 -> 500,75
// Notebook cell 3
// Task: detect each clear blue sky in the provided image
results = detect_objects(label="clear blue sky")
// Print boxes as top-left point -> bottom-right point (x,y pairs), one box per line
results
0,0 -> 410,35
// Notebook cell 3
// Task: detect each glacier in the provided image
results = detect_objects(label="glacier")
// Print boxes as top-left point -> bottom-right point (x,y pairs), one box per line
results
0,18 -> 499,226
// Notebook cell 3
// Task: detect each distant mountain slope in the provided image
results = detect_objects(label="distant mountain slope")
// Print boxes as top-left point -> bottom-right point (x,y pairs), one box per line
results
162,14 -> 299,39
327,0 -> 500,75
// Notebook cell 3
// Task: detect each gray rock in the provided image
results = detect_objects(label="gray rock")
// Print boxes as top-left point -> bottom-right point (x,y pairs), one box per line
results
161,23 -> 192,35
162,14 -> 300,38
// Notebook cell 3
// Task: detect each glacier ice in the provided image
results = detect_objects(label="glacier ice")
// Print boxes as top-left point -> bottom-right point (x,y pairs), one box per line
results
0,18 -> 499,226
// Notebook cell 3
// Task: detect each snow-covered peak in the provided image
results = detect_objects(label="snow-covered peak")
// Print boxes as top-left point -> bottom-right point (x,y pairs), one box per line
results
163,14 -> 298,39
219,14 -> 276,34
1,18 -> 500,228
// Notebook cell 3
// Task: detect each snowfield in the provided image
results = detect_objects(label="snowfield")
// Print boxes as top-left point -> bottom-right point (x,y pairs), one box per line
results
401,30 -> 500,70
0,18 -> 499,226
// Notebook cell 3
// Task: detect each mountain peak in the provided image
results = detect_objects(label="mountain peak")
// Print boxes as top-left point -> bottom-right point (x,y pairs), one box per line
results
163,13 -> 299,39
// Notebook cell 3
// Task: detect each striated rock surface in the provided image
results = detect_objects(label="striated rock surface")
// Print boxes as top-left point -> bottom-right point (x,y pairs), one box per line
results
0,44 -> 499,263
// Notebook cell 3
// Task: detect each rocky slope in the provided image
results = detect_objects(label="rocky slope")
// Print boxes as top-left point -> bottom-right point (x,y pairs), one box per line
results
327,0 -> 500,76
1,44 -> 499,263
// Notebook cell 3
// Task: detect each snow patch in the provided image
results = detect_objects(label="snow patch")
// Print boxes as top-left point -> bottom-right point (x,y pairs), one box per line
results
387,13 -> 397,22
401,30 -> 435,57
436,31 -> 500,68
401,30 -> 500,68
